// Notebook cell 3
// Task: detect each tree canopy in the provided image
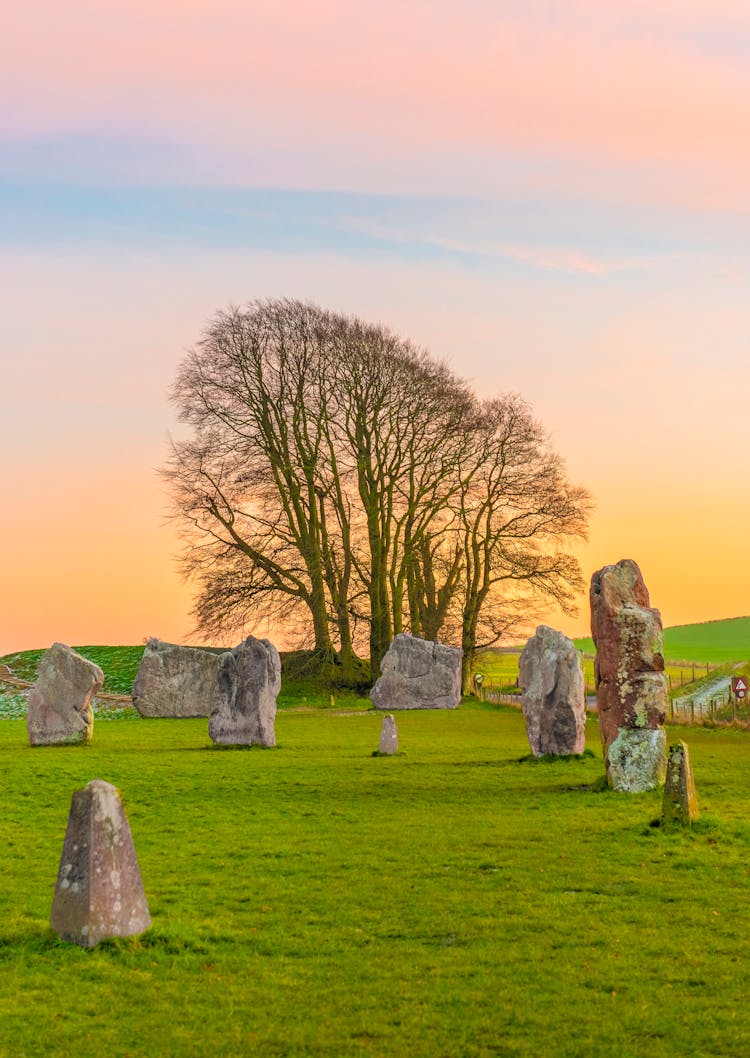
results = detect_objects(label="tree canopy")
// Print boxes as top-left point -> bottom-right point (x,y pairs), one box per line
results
164,298 -> 591,688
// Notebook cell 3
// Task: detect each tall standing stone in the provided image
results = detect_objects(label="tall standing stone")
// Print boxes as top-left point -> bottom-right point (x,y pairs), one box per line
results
662,741 -> 699,826
132,639 -> 223,718
518,626 -> 586,757
27,642 -> 103,746
50,779 -> 151,947
378,714 -> 399,755
370,634 -> 462,711
590,559 -> 668,791
209,636 -> 281,746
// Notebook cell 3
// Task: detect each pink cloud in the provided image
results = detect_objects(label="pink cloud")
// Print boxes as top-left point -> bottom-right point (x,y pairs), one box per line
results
4,1 -> 750,208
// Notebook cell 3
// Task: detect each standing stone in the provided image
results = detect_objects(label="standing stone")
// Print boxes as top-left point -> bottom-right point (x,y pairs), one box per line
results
378,714 -> 399,755
209,636 -> 281,746
132,639 -> 223,718
662,741 -> 699,826
590,559 -> 668,791
27,642 -> 103,746
50,779 -> 151,947
370,634 -> 462,711
518,626 -> 586,757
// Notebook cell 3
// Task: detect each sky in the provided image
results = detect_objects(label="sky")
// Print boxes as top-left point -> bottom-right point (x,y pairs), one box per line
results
2,0 -> 749,654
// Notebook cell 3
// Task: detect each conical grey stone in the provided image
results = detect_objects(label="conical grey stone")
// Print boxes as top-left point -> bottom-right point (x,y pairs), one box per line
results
50,779 -> 151,947
378,714 -> 398,755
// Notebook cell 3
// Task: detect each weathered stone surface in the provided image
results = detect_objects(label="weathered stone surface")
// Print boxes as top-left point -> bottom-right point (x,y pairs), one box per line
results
518,625 -> 586,756
50,779 -> 151,947
132,639 -> 223,718
662,740 -> 699,825
370,634 -> 462,711
590,559 -> 668,791
209,636 -> 280,746
27,642 -> 102,746
607,727 -> 667,793
378,714 -> 399,755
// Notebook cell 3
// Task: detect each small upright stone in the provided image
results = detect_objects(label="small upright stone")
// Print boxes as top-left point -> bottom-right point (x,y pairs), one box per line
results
27,642 -> 103,746
50,779 -> 151,947
518,626 -> 586,757
370,634 -> 462,710
662,741 -> 699,826
209,636 -> 281,746
132,639 -> 222,718
378,714 -> 399,755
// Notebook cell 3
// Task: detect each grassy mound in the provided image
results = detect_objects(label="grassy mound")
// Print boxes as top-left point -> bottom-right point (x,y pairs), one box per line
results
0,646 -> 372,712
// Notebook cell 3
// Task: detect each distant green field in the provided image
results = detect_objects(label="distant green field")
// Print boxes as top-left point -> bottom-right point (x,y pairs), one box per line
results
574,616 -> 750,665
472,650 -> 715,699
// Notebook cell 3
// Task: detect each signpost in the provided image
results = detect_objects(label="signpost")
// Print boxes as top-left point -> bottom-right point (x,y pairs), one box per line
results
731,676 -> 748,701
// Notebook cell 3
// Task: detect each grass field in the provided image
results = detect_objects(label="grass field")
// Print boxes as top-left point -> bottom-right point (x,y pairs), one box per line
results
574,616 -> 750,665
2,706 -> 750,1057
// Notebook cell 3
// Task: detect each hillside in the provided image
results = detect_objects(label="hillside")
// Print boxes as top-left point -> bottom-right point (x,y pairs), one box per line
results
573,615 -> 750,664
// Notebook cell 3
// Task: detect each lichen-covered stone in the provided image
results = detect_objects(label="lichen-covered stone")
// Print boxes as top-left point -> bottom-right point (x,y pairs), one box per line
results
50,779 -> 151,947
27,642 -> 102,746
370,634 -> 462,710
378,714 -> 398,755
607,727 -> 667,792
132,639 -> 223,718
518,625 -> 585,756
662,741 -> 699,825
590,560 -> 668,791
209,636 -> 280,746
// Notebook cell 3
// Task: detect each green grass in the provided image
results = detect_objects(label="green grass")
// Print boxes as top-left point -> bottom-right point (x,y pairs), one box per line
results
574,616 -> 750,665
2,707 -> 750,1056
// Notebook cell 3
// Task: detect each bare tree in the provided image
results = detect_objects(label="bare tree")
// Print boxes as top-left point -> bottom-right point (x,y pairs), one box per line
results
165,300 -> 355,675
164,299 -> 590,689
454,396 -> 590,690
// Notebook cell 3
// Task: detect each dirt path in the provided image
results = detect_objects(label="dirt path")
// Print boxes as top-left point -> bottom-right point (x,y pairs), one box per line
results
672,673 -> 731,716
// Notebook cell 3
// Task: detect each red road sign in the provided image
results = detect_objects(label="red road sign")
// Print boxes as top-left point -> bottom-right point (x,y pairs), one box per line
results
731,676 -> 748,699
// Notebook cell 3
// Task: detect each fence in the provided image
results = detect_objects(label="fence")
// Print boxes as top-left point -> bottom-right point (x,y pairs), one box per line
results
670,692 -> 744,725
474,677 -> 743,726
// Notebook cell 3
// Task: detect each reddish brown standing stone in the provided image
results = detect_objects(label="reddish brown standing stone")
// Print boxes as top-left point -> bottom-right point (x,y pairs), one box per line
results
50,779 -> 151,947
590,560 -> 668,791
27,642 -> 103,746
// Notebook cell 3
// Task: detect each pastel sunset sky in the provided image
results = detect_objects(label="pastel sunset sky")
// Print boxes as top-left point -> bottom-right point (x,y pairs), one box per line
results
2,0 -> 749,654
